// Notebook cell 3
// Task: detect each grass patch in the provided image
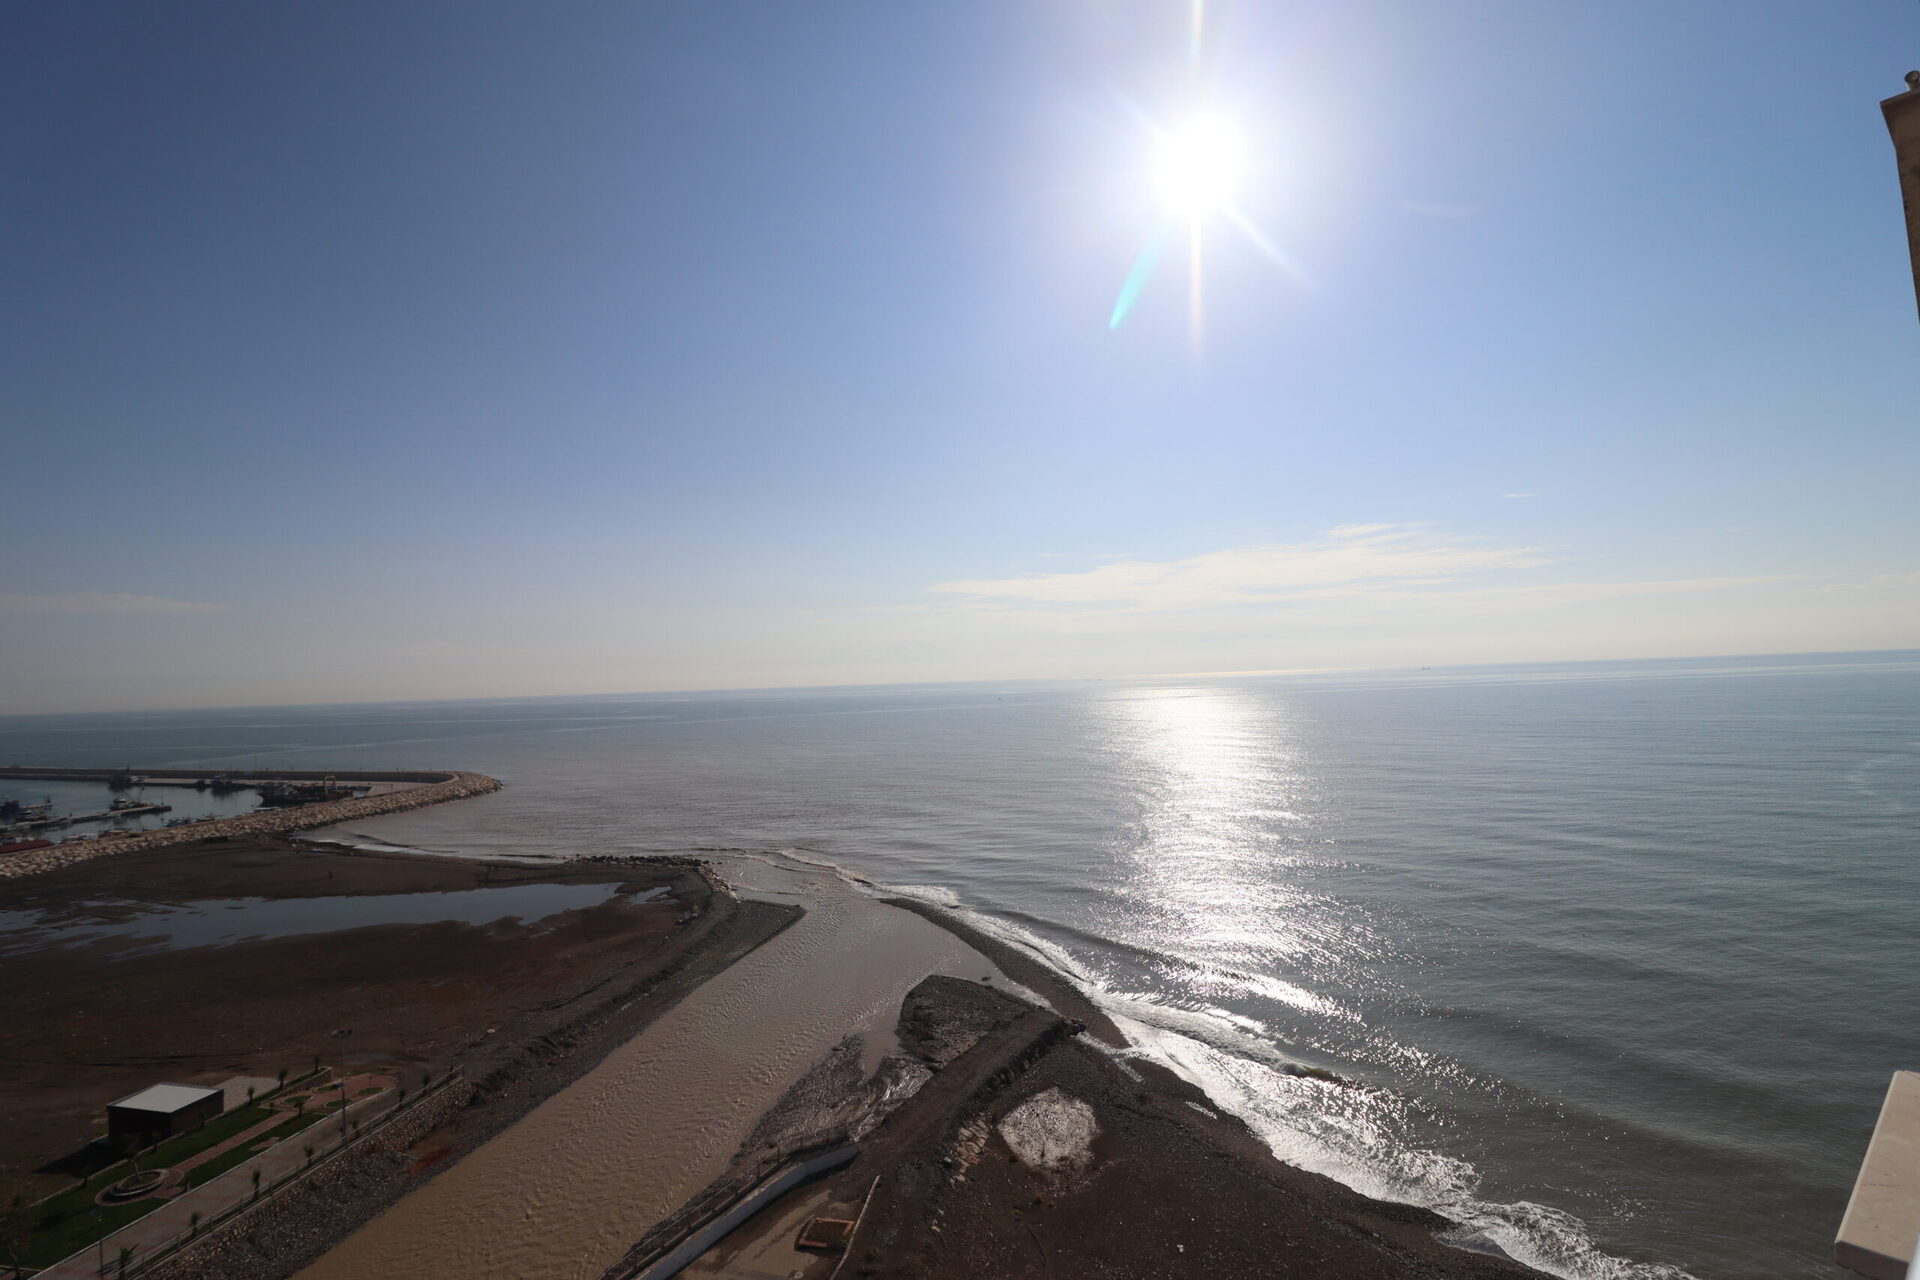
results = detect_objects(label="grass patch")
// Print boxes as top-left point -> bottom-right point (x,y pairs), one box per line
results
146,1105 -> 275,1168
19,1186 -> 156,1269
184,1136 -> 274,1189
21,1106 -> 282,1265
184,1111 -> 327,1190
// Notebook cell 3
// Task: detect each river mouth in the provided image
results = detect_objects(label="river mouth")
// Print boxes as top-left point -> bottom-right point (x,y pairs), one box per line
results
297,863 -> 1010,1280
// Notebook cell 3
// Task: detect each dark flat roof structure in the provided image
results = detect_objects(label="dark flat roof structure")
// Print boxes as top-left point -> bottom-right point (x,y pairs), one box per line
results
1883,73 -> 1920,322
106,1082 -> 223,1142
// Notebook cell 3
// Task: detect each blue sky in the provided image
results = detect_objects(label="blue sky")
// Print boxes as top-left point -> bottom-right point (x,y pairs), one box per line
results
3,1 -> 1917,712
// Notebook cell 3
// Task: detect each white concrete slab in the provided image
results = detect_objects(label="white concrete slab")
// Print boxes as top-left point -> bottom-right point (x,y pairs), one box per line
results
1837,1070 -> 1920,1280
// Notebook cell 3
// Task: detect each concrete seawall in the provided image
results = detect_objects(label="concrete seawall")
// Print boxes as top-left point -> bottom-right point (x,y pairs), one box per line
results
0,770 -> 502,880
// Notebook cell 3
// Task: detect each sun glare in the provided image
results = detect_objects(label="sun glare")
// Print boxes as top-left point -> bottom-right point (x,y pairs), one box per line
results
1154,113 -> 1245,221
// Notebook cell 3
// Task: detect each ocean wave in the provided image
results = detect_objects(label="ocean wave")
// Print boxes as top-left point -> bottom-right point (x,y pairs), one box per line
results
1124,1015 -> 1699,1280
770,857 -> 1701,1280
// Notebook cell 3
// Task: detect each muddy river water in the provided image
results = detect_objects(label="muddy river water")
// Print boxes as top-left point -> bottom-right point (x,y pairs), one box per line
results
297,861 -> 1001,1280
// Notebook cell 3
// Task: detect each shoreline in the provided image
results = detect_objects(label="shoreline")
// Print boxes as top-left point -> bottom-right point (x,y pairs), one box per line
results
0,767 -> 504,880
588,894 -> 1550,1280
9,826 -> 1555,1279
842,892 -> 1544,1277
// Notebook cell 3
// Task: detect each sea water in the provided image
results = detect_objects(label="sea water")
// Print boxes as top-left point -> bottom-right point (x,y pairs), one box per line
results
2,650 -> 1914,1280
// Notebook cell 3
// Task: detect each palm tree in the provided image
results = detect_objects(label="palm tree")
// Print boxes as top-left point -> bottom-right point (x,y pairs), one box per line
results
303,1144 -> 314,1168
1,1192 -> 33,1277
116,1243 -> 136,1276
189,1209 -> 201,1238
250,1169 -> 261,1201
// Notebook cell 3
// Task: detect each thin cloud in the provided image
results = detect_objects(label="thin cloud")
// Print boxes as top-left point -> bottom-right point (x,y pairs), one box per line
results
932,525 -> 1549,611
1308,575 -> 1790,610
1502,492 -> 1536,500
0,592 -> 226,615
400,640 -> 532,660
1821,570 -> 1920,592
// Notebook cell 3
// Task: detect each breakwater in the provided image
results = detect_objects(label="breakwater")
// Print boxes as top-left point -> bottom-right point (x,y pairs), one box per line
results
0,770 -> 502,880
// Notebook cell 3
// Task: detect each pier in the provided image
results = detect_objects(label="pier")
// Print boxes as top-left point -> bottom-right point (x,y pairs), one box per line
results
0,766 -> 427,793
1838,1071 -> 1920,1279
6,800 -> 173,833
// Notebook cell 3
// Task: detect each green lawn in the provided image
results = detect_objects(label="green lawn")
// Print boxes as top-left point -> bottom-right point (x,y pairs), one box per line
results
182,1112 -> 324,1189
147,1105 -> 275,1168
18,1183 -> 156,1269
19,1074 -> 373,1269
21,1106 -> 283,1267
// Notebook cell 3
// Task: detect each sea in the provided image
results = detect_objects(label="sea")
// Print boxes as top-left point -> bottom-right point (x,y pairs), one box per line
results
3,649 -> 1915,1280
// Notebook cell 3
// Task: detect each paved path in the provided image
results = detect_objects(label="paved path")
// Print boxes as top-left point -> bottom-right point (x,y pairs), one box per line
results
37,1087 -> 401,1279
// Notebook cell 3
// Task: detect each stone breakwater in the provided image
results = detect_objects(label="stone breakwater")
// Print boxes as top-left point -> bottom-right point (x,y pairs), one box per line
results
0,771 -> 502,880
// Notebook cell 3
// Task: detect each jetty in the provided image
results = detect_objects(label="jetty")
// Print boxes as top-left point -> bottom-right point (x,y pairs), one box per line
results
6,799 -> 174,833
0,768 -> 503,880
1837,1070 -> 1920,1280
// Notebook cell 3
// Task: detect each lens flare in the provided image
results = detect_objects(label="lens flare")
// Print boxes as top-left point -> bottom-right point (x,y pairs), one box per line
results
1154,113 -> 1245,220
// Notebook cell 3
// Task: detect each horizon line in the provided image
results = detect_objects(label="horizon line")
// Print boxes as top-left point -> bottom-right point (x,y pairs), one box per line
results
3,644 -> 1916,721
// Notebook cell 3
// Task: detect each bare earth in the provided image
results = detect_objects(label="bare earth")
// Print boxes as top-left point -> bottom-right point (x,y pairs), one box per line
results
0,837 -> 760,1207
6,838 -> 1551,1280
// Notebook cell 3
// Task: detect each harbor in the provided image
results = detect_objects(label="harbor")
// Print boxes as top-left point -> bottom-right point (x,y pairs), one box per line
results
0,767 -> 501,871
0,795 -> 173,833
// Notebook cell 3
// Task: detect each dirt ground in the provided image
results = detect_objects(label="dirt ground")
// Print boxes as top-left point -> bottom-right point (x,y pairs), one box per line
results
0,837 -> 713,1204
629,974 -> 1547,1280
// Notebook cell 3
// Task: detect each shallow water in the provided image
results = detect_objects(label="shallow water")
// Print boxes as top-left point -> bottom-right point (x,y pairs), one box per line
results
4,651 -> 1916,1279
0,882 -> 651,957
0,778 -> 261,837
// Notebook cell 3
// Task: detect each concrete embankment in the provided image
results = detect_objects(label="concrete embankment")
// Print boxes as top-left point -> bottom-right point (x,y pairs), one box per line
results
0,770 -> 502,880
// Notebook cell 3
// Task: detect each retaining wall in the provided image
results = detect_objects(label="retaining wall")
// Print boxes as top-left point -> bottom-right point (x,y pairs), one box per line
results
135,1079 -> 476,1280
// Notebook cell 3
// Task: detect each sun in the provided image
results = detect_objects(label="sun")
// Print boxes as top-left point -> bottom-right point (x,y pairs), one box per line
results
1153,113 -> 1245,221
1111,104 -> 1292,334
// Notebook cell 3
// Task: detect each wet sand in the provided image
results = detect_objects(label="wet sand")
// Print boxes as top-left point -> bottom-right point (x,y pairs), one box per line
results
12,838 -> 1553,1280
847,980 -> 1545,1280
297,867 -> 1009,1280
647,972 -> 1547,1280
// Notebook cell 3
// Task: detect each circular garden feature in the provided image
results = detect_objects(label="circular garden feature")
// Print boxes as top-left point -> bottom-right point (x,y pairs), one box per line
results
102,1169 -> 167,1202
